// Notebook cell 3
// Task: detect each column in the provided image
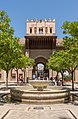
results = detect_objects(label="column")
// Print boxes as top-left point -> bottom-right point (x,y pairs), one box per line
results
37,27 -> 39,35
49,69 -> 52,78
75,69 -> 78,82
3,70 -> 6,82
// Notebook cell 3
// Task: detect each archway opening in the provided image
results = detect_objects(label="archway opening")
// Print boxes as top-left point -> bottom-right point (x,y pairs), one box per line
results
37,63 -> 44,79
32,57 -> 49,79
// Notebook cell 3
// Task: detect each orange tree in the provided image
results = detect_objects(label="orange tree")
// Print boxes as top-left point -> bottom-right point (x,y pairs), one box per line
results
0,11 -> 35,87
61,21 -> 78,90
47,50 -> 68,86
14,55 -> 35,83
48,21 -> 78,90
0,11 -> 22,88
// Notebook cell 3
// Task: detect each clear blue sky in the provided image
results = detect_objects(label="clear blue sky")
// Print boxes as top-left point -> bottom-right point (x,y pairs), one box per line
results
0,0 -> 78,38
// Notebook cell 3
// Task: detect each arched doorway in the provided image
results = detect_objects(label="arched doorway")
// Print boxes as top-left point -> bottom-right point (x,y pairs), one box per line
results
32,56 -> 49,79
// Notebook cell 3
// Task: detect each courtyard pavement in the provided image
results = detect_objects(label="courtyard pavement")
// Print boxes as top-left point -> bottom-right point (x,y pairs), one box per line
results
0,82 -> 78,119
0,103 -> 78,119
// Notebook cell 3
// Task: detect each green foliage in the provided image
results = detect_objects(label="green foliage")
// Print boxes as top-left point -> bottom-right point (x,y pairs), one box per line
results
14,55 -> 35,70
27,58 -> 35,67
61,21 -> 78,71
63,37 -> 78,49
62,20 -> 78,90
0,10 -> 14,34
62,21 -> 78,50
47,50 -> 68,72
0,10 -> 35,87
63,74 -> 71,81
0,34 -> 22,71
48,20 -> 78,89
0,10 -> 35,72
61,21 -> 78,38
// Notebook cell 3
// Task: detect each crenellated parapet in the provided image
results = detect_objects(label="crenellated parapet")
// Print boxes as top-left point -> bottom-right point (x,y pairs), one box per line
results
26,18 -> 56,36
26,18 -> 55,22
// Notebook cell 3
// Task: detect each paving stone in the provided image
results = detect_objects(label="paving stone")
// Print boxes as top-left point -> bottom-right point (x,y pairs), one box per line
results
3,109 -> 75,119
0,104 -> 77,119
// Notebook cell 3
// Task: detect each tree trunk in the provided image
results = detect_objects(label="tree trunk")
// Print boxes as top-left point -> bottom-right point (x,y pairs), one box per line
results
25,68 -> 27,83
61,72 -> 64,86
16,69 -> 19,83
6,70 -> 9,89
71,71 -> 74,91
24,69 -> 25,82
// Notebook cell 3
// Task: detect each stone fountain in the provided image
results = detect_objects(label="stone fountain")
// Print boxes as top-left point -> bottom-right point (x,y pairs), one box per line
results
10,80 -> 70,104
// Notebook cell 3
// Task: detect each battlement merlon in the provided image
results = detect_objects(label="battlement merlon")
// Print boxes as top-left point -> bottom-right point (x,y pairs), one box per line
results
26,18 -> 56,36
26,18 -> 55,22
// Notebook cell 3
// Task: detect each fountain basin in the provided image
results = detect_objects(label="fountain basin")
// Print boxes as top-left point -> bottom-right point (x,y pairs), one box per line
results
10,86 -> 70,104
29,80 -> 50,91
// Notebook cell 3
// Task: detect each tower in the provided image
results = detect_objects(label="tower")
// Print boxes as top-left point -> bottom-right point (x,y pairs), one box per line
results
25,18 -> 57,79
